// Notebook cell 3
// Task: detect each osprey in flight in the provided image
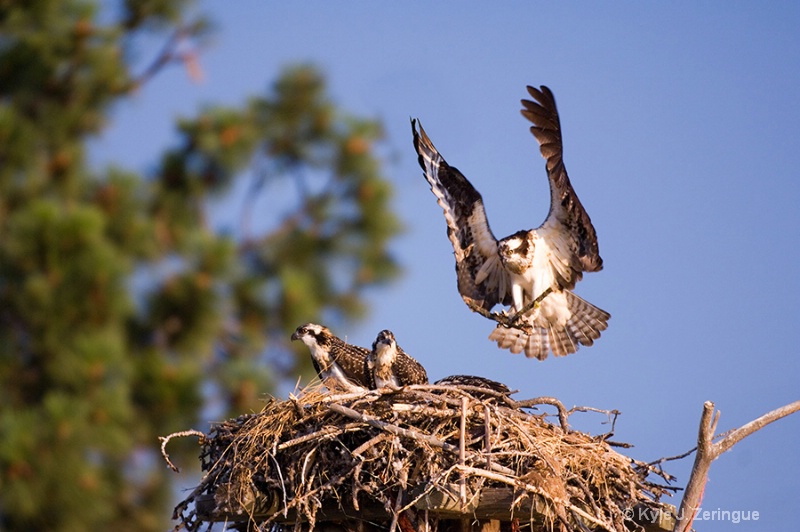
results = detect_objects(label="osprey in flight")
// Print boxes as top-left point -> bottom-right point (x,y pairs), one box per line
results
291,323 -> 371,391
412,85 -> 610,360
367,329 -> 429,388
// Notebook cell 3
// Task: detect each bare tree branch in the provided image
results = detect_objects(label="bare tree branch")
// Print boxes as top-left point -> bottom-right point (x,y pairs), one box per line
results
673,399 -> 800,532
714,400 -> 800,454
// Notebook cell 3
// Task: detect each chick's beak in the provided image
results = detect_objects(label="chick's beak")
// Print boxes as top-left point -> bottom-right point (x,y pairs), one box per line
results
377,330 -> 394,347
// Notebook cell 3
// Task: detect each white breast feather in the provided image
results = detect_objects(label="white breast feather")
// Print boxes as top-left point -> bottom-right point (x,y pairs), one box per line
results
303,341 -> 331,368
374,344 -> 399,388
528,233 -> 558,299
374,373 -> 398,389
534,225 -> 573,287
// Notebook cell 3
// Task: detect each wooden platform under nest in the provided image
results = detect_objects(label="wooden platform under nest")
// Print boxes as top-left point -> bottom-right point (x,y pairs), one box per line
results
168,382 -> 678,532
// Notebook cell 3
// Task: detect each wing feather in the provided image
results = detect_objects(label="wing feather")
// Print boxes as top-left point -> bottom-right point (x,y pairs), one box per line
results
412,119 -> 510,310
521,86 -> 603,289
394,346 -> 428,386
331,342 -> 372,388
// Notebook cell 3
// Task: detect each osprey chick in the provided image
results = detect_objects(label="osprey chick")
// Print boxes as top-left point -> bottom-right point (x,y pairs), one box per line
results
368,329 -> 428,388
413,85 -> 610,360
291,323 -> 371,391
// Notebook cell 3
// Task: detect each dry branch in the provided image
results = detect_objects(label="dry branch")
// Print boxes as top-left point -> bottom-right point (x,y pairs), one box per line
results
673,399 -> 800,532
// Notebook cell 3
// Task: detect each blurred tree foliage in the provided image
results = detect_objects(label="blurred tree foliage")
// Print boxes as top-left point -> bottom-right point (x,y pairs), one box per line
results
0,1 -> 401,530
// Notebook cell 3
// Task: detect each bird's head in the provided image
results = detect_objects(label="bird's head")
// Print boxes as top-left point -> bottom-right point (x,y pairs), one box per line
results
372,329 -> 398,365
291,323 -> 330,347
292,323 -> 335,370
498,231 -> 534,273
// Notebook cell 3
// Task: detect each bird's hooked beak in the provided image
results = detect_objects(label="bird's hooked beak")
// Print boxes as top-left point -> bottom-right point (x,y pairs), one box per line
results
291,329 -> 302,341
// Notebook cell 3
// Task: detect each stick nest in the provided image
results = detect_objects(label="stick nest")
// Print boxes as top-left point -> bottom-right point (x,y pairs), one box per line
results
170,383 -> 676,531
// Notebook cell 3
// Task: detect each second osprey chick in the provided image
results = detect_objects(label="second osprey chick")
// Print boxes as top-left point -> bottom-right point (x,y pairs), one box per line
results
368,329 -> 428,388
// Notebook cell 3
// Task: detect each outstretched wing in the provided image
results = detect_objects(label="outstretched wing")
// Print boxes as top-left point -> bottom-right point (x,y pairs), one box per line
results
521,86 -> 602,290
412,119 -> 510,311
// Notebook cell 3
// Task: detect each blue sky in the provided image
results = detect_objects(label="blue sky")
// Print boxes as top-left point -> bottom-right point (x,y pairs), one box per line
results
92,2 -> 800,529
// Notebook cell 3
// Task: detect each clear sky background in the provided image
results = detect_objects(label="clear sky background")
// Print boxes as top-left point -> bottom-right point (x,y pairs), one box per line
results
92,2 -> 799,530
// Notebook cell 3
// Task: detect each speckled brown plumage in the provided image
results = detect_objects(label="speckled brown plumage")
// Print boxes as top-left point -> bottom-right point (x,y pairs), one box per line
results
291,323 -> 371,391
367,329 -> 428,388
434,374 -> 512,395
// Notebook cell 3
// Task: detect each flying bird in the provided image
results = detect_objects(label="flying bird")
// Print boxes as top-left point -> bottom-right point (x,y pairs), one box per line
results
291,323 -> 371,391
367,329 -> 428,388
412,85 -> 610,360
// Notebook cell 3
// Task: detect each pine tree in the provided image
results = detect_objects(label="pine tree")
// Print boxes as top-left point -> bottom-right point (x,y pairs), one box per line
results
0,2 -> 401,529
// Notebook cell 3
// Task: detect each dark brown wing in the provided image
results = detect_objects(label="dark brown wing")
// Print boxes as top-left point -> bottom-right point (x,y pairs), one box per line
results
330,341 -> 372,388
434,374 -> 511,395
412,119 -> 511,311
393,345 -> 428,386
310,358 -> 324,380
521,86 -> 603,287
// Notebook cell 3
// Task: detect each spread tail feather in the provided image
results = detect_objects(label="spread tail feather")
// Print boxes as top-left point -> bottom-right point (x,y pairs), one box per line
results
488,291 -> 610,360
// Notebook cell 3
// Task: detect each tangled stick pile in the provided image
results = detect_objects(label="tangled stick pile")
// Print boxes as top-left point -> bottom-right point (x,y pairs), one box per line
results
168,382 -> 677,531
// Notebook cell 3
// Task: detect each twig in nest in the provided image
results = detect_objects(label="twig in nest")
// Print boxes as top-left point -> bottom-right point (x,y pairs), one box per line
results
289,391 -> 306,417
388,488 -> 404,532
278,425 -> 343,450
352,432 -> 392,458
159,429 -> 205,473
268,450 -> 288,519
456,465 -> 616,532
323,389 -> 382,404
328,403 -> 460,454
648,448 -> 697,467
459,397 -> 468,506
631,458 -> 678,485
484,405 -> 493,472
328,402 -> 515,476
501,415 -> 560,477
512,396 -> 570,430
568,406 -> 621,433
